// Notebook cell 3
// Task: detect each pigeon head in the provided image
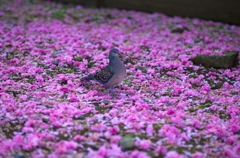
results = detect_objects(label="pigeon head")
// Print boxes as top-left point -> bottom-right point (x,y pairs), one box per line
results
110,48 -> 120,55
109,48 -> 120,60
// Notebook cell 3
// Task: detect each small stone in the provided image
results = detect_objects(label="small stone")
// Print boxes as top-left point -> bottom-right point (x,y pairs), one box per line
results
45,105 -> 53,108
102,100 -> 109,104
106,105 -> 112,109
135,66 -> 147,73
105,14 -> 114,19
77,116 -> 85,120
27,96 -> 33,99
190,51 -> 239,68
13,154 -> 25,158
171,27 -> 190,33
52,60 -> 59,65
230,91 -> 238,95
54,52 -> 64,55
42,118 -> 49,123
211,82 -> 223,90
61,94 -> 68,99
120,135 -> 135,149
204,99 -> 212,104
93,119 -> 98,123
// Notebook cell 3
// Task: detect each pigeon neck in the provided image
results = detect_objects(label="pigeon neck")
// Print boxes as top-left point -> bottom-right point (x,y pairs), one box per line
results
109,54 -> 115,61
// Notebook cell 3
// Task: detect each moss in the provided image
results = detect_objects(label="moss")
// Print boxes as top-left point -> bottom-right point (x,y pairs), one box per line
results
83,112 -> 94,117
198,104 -> 210,109
57,133 -> 70,140
88,62 -> 95,68
189,108 -> 197,112
189,74 -> 197,78
118,124 -> 125,131
135,133 -> 148,139
95,105 -> 109,114
153,124 -> 162,132
73,57 -> 83,61
52,10 -> 65,19
230,91 -> 238,95
65,69 -> 74,73
146,151 -> 156,157
171,27 -> 190,33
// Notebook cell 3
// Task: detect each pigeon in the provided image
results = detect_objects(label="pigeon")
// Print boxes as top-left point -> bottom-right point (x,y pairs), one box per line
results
81,48 -> 126,93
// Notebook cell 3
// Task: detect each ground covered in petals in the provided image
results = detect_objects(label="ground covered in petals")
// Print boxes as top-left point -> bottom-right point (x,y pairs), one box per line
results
0,0 -> 240,158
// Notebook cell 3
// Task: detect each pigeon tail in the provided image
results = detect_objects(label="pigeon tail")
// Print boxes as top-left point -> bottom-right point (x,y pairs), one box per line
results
81,74 -> 95,81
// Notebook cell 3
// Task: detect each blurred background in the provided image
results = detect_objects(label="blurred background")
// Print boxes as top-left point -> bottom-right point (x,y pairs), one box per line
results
52,0 -> 240,25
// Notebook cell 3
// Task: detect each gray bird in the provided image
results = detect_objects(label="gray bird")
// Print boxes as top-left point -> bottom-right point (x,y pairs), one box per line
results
81,48 -> 126,93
